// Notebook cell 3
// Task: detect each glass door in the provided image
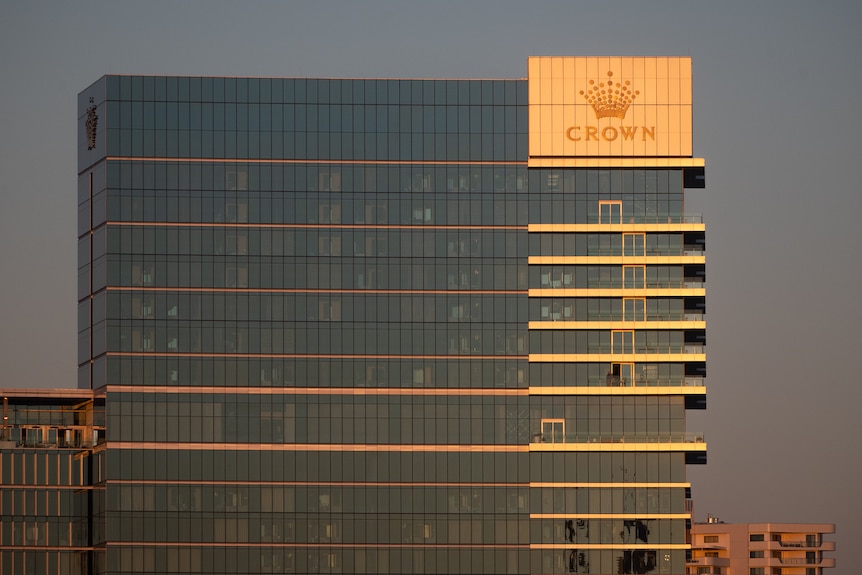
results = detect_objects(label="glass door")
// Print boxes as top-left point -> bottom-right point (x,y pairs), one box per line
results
599,201 -> 622,224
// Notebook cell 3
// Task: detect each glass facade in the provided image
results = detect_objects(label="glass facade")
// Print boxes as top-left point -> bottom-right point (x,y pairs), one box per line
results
18,62 -> 708,573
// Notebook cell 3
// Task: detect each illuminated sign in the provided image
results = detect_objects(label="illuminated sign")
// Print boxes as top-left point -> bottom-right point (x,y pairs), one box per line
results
528,57 -> 693,163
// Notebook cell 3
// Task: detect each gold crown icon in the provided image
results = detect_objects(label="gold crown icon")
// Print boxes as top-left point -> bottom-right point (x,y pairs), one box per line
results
579,71 -> 639,120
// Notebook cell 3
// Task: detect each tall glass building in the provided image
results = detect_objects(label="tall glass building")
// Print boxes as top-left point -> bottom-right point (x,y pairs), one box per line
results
71,57 -> 706,574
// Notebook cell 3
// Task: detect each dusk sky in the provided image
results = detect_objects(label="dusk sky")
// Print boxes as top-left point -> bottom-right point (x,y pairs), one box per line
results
1,1 -> 860,570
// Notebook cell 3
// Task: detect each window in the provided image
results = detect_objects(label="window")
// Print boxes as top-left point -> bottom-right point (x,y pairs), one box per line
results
750,551 -> 764,558
412,206 -> 433,223
448,239 -> 468,256
541,300 -> 573,321
318,236 -> 341,256
540,269 -> 573,288
750,534 -> 765,542
318,300 -> 341,321
704,535 -> 719,543
364,204 -> 387,224
225,201 -> 248,223
413,366 -> 432,385
225,168 -> 248,191
357,268 -> 382,289
318,203 -> 341,224
226,232 -> 248,255
225,266 -> 248,288
750,569 -> 764,575
318,171 -> 341,192
363,365 -> 386,386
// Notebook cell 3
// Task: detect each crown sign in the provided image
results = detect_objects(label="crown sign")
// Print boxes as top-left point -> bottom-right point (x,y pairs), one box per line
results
580,71 -> 639,120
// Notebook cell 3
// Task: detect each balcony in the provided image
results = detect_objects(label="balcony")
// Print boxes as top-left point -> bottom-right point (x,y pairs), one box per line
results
531,431 -> 705,445
689,556 -> 730,567
586,214 -> 705,224
576,344 -> 706,355
752,557 -> 836,569
574,376 -> 705,387
1,424 -> 106,449
584,246 -> 705,257
759,539 -> 836,551
535,280 -> 706,290
541,311 -> 706,322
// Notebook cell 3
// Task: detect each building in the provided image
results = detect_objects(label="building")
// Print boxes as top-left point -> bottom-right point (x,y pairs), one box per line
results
8,57 -> 708,574
688,520 -> 835,575
0,389 -> 105,574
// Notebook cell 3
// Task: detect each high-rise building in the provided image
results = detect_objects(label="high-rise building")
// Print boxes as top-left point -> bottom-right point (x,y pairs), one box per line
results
688,520 -> 836,575
16,56 -> 708,574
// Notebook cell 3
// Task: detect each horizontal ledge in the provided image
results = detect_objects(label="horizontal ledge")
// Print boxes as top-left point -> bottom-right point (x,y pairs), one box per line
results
531,513 -> 690,519
529,442 -> 706,452
529,255 -> 705,265
108,442 -> 530,452
529,386 -> 706,395
529,223 -> 705,232
528,321 -> 705,330
531,543 -> 691,549
529,353 -> 706,362
529,288 -> 705,297
527,157 -> 705,168
107,156 -> 528,166
106,385 -> 529,396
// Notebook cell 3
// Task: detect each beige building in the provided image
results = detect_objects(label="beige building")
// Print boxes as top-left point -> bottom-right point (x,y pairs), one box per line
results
688,520 -> 835,575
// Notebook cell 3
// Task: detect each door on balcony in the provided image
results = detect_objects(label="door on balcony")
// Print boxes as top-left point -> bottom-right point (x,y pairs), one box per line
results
623,298 -> 646,321
541,419 -> 565,443
599,201 -> 622,224
623,265 -> 645,289
608,362 -> 634,386
623,233 -> 645,256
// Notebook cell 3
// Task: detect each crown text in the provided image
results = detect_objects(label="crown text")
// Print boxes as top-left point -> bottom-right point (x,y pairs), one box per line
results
566,126 -> 655,142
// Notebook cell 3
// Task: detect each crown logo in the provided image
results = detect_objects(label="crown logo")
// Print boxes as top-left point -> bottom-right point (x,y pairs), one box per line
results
85,97 -> 99,150
580,71 -> 639,120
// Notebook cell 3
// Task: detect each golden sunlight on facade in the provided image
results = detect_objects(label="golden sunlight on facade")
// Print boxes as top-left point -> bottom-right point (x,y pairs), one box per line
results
688,520 -> 835,575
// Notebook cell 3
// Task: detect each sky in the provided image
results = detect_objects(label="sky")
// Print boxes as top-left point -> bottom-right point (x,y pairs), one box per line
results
1,1 -> 860,569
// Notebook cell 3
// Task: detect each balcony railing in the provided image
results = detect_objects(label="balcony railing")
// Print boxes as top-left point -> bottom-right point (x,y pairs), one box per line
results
2,425 -> 106,449
538,312 -> 705,322
582,376 -> 705,387
585,247 -> 705,257
585,214 -> 704,224
532,432 -> 705,444
689,556 -> 730,567
578,344 -> 705,354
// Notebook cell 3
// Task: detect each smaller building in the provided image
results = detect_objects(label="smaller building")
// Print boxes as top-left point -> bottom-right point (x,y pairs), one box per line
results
688,519 -> 835,575
0,389 -> 106,575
